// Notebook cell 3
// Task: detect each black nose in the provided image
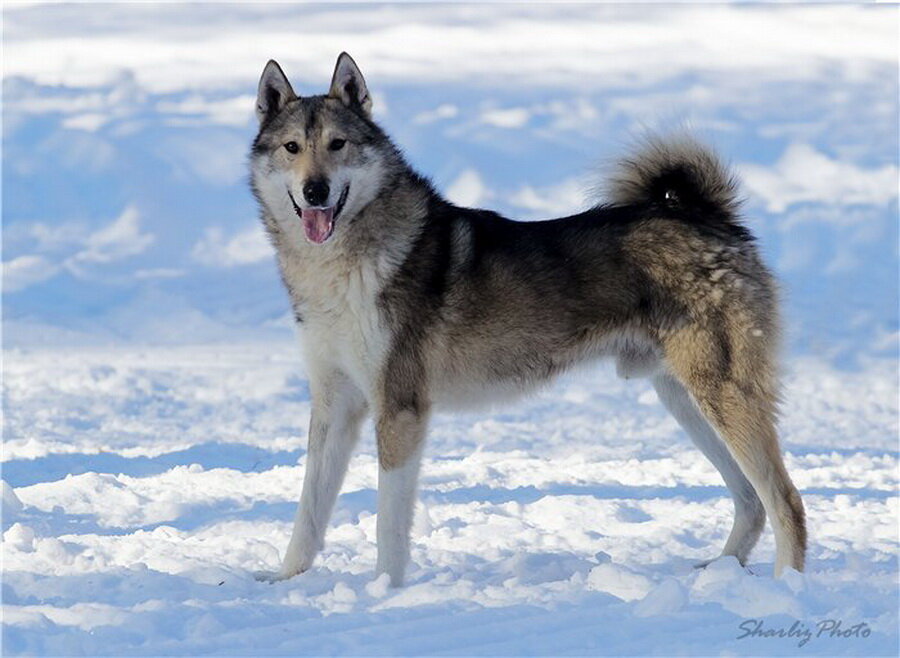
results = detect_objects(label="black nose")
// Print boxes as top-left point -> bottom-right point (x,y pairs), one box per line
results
303,179 -> 330,206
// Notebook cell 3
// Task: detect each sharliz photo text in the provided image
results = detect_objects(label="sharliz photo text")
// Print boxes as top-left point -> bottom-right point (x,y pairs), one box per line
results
737,618 -> 872,648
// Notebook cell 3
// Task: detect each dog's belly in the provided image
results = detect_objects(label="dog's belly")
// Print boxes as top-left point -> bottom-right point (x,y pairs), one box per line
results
426,339 -> 586,412
429,371 -> 553,412
427,329 -> 661,411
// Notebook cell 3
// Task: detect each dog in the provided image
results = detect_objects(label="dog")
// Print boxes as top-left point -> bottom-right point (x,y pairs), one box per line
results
249,52 -> 806,587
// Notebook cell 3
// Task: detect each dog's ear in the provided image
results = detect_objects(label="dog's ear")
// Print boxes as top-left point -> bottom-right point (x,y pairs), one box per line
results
329,52 -> 372,117
256,60 -> 297,125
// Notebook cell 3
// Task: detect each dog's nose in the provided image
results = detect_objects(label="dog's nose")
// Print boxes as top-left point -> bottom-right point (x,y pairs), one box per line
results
303,179 -> 330,206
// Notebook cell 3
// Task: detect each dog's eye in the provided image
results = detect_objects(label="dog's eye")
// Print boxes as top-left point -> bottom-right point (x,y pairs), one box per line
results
328,138 -> 346,152
284,142 -> 299,154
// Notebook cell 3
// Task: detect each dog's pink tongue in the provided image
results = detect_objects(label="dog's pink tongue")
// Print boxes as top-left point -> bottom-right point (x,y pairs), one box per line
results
301,207 -> 334,244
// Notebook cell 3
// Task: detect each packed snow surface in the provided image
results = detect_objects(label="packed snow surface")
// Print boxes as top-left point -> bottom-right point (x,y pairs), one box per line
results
2,344 -> 897,655
3,2 -> 898,655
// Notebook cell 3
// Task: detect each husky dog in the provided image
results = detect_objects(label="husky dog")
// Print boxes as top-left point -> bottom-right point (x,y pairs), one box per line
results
249,53 -> 806,586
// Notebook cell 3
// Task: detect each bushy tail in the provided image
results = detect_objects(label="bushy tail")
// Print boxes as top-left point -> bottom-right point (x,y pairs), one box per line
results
606,135 -> 743,225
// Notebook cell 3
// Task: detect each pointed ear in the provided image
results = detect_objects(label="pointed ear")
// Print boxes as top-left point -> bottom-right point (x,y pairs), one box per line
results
256,60 -> 296,125
328,52 -> 372,117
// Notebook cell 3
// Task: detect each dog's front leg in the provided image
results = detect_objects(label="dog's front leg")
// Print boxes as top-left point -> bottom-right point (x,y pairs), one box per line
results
260,373 -> 366,581
375,405 -> 428,587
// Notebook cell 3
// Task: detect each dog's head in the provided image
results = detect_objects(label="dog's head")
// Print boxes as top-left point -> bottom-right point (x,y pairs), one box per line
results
250,53 -> 392,245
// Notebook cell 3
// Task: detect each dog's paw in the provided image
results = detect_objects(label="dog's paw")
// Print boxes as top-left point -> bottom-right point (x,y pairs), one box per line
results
252,569 -> 281,583
253,568 -> 304,583
693,555 -> 753,574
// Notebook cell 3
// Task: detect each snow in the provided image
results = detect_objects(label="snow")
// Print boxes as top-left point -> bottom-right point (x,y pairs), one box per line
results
3,5 -> 894,93
2,344 -> 897,655
3,2 -> 898,655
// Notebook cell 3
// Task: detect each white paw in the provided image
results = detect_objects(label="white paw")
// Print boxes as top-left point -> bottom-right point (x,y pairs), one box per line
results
693,555 -> 753,573
253,567 -> 305,583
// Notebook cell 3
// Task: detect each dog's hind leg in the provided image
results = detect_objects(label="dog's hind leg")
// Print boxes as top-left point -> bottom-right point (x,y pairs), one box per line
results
653,373 -> 765,566
259,372 -> 367,582
663,323 -> 806,576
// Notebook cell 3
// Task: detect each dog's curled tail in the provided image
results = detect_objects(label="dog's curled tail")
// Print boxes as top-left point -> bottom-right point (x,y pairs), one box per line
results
605,135 -> 743,224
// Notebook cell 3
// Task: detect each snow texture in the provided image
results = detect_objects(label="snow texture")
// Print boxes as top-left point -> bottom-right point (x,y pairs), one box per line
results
2,345 -> 898,655
2,3 -> 898,656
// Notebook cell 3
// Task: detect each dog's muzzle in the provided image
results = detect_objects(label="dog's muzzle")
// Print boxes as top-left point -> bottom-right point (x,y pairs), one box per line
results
288,185 -> 349,244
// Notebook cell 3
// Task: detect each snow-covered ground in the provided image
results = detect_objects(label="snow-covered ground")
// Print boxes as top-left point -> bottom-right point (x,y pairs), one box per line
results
3,2 -> 898,656
2,344 -> 897,655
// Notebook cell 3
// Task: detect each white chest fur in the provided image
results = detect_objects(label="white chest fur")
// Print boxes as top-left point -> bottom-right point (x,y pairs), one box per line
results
279,247 -> 391,396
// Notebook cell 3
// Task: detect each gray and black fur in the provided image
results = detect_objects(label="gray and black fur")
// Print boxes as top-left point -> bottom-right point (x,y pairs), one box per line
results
249,53 -> 806,587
